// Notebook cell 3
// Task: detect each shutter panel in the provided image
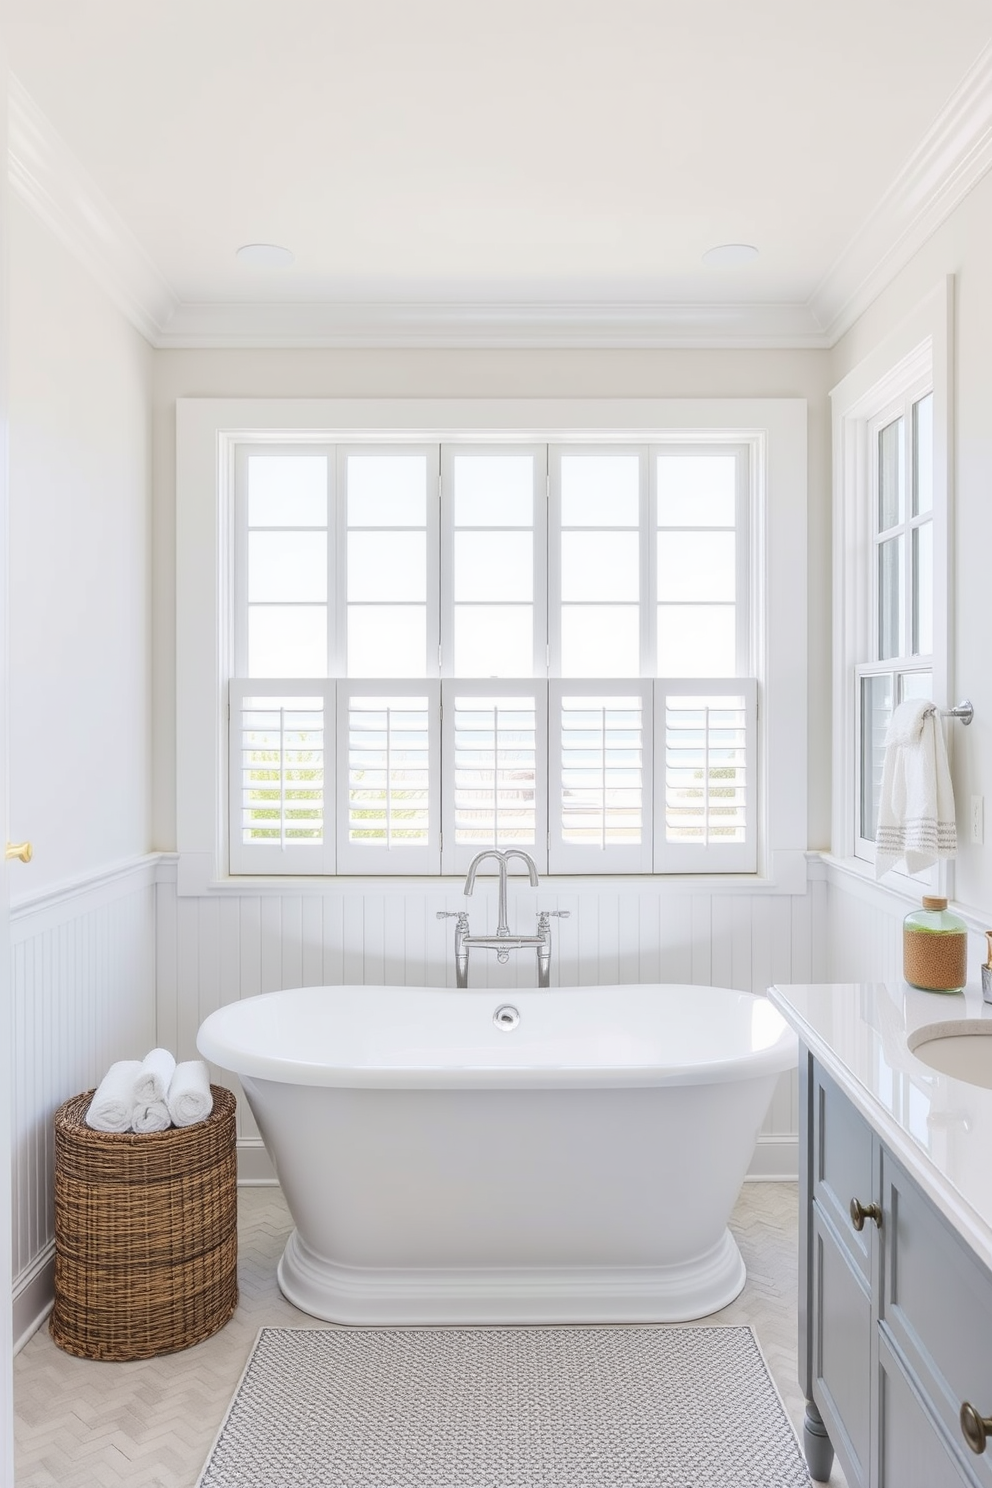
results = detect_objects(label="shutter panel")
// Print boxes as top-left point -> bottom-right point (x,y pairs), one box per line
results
229,681 -> 333,874
549,682 -> 653,872
336,681 -> 440,874
654,678 -> 757,872
441,681 -> 548,874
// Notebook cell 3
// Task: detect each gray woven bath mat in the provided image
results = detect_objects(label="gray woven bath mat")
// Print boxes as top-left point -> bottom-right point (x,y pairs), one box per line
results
197,1324 -> 811,1487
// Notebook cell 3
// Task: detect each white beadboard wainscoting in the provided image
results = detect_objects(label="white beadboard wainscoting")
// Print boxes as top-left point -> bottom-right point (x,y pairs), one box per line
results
11,857 -> 157,1351
155,858 -> 828,1185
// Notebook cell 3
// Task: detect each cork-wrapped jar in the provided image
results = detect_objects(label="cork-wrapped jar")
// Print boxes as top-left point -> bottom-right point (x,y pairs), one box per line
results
903,896 -> 967,993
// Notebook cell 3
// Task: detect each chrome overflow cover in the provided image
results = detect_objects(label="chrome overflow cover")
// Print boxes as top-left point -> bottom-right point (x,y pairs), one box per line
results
493,1004 -> 520,1031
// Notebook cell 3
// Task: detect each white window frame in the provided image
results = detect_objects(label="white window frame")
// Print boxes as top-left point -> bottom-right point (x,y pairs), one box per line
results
830,279 -> 953,883
176,398 -> 806,895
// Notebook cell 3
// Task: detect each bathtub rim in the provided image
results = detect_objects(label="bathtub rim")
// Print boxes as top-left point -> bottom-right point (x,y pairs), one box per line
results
197,981 -> 798,1091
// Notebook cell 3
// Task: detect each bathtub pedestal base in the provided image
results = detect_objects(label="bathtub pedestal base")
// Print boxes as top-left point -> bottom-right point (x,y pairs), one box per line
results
277,1226 -> 747,1325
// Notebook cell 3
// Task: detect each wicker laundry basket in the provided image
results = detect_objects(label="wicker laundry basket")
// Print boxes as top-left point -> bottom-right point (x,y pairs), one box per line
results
49,1085 -> 238,1361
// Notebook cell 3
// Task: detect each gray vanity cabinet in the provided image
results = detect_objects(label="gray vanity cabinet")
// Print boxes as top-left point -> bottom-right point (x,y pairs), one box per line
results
800,1054 -> 992,1488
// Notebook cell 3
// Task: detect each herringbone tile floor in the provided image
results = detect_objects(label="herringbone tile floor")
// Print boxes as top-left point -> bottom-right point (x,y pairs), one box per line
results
14,1182 -> 845,1487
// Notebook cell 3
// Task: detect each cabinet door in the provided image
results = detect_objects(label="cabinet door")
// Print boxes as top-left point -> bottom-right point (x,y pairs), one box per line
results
813,1063 -> 874,1283
812,1203 -> 873,1488
878,1333 -> 979,1488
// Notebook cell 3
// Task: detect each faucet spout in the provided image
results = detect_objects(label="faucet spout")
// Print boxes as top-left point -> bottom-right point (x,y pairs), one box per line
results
462,848 -> 540,937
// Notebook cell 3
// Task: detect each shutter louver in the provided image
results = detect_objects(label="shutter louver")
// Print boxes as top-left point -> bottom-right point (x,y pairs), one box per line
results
229,682 -> 333,874
655,679 -> 757,871
549,682 -> 653,872
336,681 -> 440,873
441,682 -> 548,873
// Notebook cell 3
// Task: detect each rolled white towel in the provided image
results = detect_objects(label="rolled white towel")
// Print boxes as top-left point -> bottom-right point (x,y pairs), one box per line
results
85,1060 -> 143,1132
167,1061 -> 213,1127
132,1100 -> 171,1133
134,1047 -> 177,1105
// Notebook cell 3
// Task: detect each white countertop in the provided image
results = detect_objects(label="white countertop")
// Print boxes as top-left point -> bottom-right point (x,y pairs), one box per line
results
768,981 -> 992,1271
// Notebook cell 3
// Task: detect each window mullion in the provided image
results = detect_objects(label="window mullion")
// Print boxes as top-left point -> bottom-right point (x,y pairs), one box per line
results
641,447 -> 655,677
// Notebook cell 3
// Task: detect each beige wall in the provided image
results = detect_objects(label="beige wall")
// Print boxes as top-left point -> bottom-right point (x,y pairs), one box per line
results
8,199 -> 152,892
152,347 -> 832,854
830,165 -> 992,917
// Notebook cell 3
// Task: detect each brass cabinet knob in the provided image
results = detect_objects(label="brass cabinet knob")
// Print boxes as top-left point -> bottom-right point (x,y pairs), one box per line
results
960,1403 -> 992,1454
5,841 -> 32,863
849,1197 -> 882,1232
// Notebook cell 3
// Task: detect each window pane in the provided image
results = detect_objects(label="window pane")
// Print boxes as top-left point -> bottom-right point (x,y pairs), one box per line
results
248,455 -> 327,527
657,455 -> 735,526
900,670 -> 932,703
913,394 -> 933,516
348,606 -> 426,677
455,532 -> 532,601
658,605 -> 735,676
878,535 -> 903,660
658,532 -> 735,602
860,674 -> 893,841
561,532 -> 638,601
348,532 -> 426,602
453,455 -> 533,525
561,606 -> 639,676
561,455 -> 639,526
913,521 -> 933,655
455,606 -> 532,676
347,455 -> 427,526
878,417 -> 904,530
248,531 -> 327,602
248,606 -> 327,677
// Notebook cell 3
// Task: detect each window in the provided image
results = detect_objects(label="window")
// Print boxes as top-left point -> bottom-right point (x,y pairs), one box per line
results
175,399 -> 807,892
831,280 -> 951,874
229,442 -> 755,875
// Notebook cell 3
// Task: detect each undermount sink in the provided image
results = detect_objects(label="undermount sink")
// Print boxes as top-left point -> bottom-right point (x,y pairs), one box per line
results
908,1020 -> 992,1090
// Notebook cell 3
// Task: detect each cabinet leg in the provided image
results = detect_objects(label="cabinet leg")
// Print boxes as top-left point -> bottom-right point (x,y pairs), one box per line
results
803,1401 -> 834,1482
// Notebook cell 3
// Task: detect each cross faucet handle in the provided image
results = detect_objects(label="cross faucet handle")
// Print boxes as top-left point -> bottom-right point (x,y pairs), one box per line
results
541,910 -> 571,919
436,910 -> 468,922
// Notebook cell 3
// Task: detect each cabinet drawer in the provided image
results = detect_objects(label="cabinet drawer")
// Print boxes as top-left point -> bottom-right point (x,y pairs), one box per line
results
878,1331 -> 980,1488
812,1203 -> 873,1488
812,1063 -> 874,1282
881,1149 -> 992,1486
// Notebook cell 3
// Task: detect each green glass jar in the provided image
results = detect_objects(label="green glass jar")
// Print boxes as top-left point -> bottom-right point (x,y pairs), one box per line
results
903,896 -> 967,993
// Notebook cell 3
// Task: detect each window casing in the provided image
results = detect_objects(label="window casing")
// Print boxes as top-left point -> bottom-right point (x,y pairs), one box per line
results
175,398 -> 807,894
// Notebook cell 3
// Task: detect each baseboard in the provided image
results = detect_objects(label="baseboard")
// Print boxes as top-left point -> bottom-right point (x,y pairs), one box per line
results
745,1135 -> 798,1181
237,1139 -> 278,1185
13,1244 -> 55,1354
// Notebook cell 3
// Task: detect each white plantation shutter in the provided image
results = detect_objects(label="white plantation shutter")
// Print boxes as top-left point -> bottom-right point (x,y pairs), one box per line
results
655,679 -> 757,871
336,682 -> 440,873
549,682 -> 653,872
441,681 -> 548,874
229,681 -> 334,874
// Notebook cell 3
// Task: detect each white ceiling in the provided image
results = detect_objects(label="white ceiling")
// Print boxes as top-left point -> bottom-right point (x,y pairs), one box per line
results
4,0 -> 992,346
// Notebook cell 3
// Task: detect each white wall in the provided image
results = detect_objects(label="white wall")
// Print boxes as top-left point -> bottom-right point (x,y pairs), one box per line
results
152,346 -> 832,856
9,197 -> 152,893
829,165 -> 992,924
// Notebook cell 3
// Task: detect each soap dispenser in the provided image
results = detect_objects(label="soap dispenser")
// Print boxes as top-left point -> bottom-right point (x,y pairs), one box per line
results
903,896 -> 967,993
982,931 -> 992,1004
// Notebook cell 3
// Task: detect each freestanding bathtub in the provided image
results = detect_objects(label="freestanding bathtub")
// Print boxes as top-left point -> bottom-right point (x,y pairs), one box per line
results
197,983 -> 796,1324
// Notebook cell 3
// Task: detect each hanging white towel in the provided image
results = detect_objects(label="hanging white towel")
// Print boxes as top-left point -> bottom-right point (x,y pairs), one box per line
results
167,1060 -> 214,1127
131,1100 -> 172,1133
875,699 -> 957,879
85,1060 -> 142,1132
133,1047 -> 177,1105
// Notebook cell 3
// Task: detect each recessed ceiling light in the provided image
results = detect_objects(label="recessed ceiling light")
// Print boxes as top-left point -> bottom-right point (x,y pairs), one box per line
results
702,243 -> 759,267
236,243 -> 295,269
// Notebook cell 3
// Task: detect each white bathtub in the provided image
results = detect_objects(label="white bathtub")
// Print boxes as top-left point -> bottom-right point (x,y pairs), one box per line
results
197,982 -> 796,1324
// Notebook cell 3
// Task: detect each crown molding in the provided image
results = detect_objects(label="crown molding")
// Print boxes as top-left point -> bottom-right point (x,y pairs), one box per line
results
153,297 -> 826,349
7,74 -> 177,341
8,47 -> 992,351
810,39 -> 992,343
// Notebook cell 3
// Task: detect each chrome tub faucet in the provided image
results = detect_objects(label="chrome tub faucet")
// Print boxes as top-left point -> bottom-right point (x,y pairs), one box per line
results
437,849 -> 570,989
